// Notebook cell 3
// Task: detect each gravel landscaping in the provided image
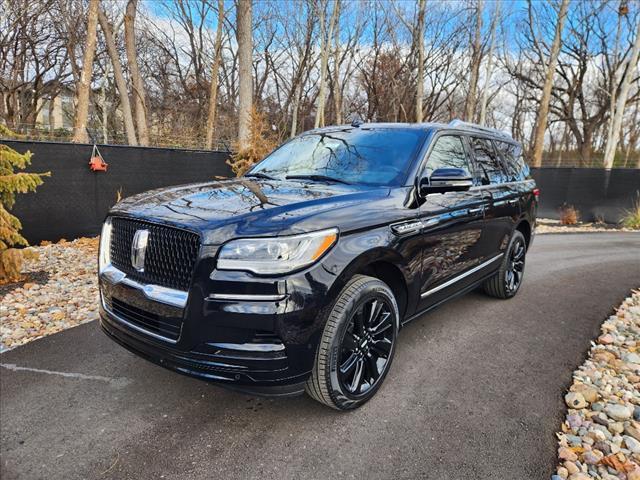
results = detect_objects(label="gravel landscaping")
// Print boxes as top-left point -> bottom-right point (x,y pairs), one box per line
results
0,237 -> 98,352
555,290 -> 640,480
537,219 -> 637,235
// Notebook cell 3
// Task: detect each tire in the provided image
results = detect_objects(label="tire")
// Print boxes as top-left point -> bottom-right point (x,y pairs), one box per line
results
305,274 -> 400,410
483,230 -> 527,299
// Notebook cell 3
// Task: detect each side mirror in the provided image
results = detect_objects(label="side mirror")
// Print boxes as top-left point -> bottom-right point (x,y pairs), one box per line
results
419,167 -> 473,195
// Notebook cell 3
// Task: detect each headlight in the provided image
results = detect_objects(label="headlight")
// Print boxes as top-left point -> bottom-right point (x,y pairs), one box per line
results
99,217 -> 112,272
217,228 -> 338,275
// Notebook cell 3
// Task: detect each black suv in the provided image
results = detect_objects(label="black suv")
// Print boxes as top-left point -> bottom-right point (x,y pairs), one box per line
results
98,120 -> 537,410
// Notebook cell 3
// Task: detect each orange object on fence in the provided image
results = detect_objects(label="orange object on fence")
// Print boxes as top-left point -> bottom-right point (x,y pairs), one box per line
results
89,145 -> 108,172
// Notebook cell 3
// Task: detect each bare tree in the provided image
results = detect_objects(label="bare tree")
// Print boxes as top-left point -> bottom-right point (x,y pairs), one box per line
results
530,0 -> 569,168
72,0 -> 99,143
124,0 -> 149,145
478,0 -> 500,126
331,0 -> 342,125
464,0 -> 483,122
314,0 -> 339,128
205,0 -> 225,149
603,15 -> 640,169
97,8 -> 137,145
237,0 -> 253,150
416,0 -> 426,122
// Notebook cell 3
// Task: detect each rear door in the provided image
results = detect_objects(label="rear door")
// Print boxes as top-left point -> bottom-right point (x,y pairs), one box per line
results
416,133 -> 488,311
469,136 -> 519,259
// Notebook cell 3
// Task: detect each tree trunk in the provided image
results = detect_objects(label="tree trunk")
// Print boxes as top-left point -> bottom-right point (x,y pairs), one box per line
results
100,62 -> 110,143
464,0 -> 483,122
290,81 -> 300,138
415,0 -> 426,123
332,0 -> 342,125
72,0 -> 99,143
315,0 -> 339,128
530,0 -> 569,168
603,18 -> 640,170
205,0 -> 225,150
237,0 -> 253,150
98,8 -> 138,146
124,0 -> 149,146
479,0 -> 500,126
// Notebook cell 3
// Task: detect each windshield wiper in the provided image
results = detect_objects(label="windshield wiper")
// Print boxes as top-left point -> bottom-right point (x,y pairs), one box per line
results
244,172 -> 277,180
285,174 -> 351,185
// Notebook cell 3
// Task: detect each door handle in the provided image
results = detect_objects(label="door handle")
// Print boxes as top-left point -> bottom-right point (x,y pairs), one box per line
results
508,199 -> 519,205
468,207 -> 484,215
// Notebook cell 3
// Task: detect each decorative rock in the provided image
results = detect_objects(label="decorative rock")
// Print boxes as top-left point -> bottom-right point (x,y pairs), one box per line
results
594,441 -> 611,455
559,447 -> 578,462
628,469 -> 640,480
624,352 -> 640,364
572,384 -> 599,404
605,404 -> 632,421
0,238 -> 99,351
567,414 -> 583,430
582,450 -> 602,464
555,293 -> 640,478
566,392 -> 588,410
624,435 -> 640,454
598,333 -> 615,345
568,473 -> 591,480
564,461 -> 579,475
625,424 -> 640,442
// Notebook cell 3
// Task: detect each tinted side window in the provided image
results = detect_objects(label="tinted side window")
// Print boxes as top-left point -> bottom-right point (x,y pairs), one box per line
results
496,141 -> 528,181
424,135 -> 470,177
470,137 -> 507,185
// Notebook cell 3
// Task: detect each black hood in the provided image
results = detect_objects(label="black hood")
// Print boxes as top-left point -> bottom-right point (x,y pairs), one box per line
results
111,178 -> 394,244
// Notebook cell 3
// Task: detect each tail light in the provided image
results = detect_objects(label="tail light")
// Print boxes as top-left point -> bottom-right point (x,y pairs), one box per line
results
533,188 -> 540,200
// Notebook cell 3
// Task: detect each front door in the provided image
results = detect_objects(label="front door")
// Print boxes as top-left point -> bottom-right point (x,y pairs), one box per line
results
416,134 -> 488,311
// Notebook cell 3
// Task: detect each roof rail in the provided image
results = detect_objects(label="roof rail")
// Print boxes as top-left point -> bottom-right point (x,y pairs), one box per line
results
448,119 -> 512,140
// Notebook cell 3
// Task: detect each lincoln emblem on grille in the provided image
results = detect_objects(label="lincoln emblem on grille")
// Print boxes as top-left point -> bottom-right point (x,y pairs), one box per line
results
131,229 -> 149,272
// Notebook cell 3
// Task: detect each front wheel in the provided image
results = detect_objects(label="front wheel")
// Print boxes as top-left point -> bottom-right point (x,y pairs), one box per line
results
483,230 -> 527,299
305,275 -> 399,410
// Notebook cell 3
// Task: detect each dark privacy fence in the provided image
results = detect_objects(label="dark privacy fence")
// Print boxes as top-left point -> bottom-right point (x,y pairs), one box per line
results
2,140 -> 639,243
530,168 -> 640,224
3,140 -> 233,243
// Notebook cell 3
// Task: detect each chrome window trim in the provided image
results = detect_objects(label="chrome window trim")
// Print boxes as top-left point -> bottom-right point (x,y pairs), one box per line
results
99,264 -> 188,309
421,253 -> 504,298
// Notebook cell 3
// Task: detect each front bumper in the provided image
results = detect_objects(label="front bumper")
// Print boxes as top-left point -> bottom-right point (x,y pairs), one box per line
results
99,251 -> 338,396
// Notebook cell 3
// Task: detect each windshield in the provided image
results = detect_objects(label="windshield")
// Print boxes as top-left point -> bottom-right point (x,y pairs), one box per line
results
248,128 -> 426,186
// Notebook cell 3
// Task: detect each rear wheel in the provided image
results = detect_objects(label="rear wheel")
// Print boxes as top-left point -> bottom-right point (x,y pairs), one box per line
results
483,230 -> 527,299
305,275 -> 399,410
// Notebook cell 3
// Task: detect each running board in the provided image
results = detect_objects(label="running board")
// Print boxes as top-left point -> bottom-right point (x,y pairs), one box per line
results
420,253 -> 504,298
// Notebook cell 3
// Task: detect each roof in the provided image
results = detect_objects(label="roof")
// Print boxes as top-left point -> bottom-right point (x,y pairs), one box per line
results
307,119 -> 516,143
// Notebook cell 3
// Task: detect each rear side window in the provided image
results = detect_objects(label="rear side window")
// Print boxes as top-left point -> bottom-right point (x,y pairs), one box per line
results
424,135 -> 471,177
495,141 -> 529,181
470,137 -> 508,185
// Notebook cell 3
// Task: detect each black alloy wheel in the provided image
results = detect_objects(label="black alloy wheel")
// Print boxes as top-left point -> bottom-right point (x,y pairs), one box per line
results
483,229 -> 527,299
338,298 -> 395,396
305,275 -> 399,410
505,236 -> 525,294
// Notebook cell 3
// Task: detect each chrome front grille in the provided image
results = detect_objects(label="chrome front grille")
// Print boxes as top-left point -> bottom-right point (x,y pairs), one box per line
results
109,217 -> 200,291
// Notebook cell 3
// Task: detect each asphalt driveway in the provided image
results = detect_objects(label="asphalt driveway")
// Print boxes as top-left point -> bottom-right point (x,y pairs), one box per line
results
1,232 -> 639,480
